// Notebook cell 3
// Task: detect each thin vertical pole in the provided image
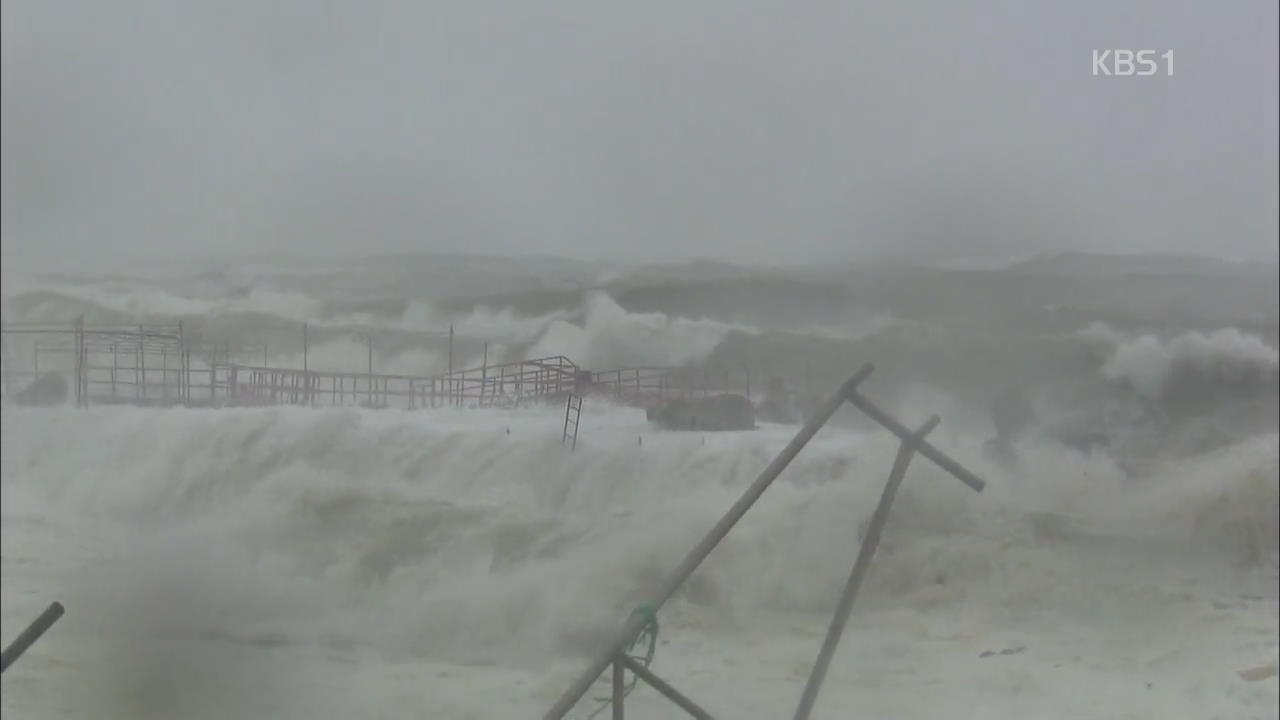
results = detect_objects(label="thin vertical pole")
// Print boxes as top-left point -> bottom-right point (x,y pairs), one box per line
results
82,329 -> 89,406
367,335 -> 373,406
177,320 -> 185,403
73,319 -> 83,407
139,325 -> 146,401
611,658 -> 625,720
303,324 -> 310,406
481,343 -> 488,406
792,415 -> 940,720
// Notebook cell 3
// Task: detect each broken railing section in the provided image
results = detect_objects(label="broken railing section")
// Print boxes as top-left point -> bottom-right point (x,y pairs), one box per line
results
542,364 -> 985,720
0,602 -> 64,674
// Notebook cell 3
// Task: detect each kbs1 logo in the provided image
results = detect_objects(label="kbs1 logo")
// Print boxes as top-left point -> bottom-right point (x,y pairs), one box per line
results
1092,50 -> 1174,76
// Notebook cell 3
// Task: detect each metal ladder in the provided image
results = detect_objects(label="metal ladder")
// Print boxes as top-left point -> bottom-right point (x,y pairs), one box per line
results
563,393 -> 583,450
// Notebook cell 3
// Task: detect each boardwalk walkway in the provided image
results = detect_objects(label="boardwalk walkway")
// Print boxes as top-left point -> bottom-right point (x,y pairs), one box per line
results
2,322 -> 750,410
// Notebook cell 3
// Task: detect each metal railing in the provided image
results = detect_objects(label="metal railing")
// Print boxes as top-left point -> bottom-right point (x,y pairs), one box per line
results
542,364 -> 985,719
588,365 -> 752,407
2,321 -> 758,415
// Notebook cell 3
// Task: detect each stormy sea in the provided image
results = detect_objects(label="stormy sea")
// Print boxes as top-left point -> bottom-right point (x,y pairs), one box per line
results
2,251 -> 1277,718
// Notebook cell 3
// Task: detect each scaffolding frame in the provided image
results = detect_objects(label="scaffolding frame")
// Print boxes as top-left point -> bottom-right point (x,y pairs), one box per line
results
542,364 -> 986,719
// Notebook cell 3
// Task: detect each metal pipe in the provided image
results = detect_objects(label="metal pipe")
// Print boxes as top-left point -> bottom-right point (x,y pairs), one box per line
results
612,658 -> 625,719
542,365 -> 873,719
1,602 -> 64,673
621,656 -> 716,720
846,389 -> 985,492
792,415 -> 939,720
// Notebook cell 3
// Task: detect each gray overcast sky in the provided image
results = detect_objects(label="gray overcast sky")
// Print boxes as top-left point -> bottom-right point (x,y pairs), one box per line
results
2,0 -> 1276,269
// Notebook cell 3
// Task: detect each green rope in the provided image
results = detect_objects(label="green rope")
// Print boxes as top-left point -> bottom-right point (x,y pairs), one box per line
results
584,604 -> 659,719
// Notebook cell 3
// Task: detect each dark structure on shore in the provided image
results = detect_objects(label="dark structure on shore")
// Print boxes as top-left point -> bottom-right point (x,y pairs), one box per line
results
646,394 -> 756,431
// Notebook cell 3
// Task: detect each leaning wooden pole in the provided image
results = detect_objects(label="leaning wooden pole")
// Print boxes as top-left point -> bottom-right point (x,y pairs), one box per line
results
1,602 -> 64,673
621,656 -> 716,720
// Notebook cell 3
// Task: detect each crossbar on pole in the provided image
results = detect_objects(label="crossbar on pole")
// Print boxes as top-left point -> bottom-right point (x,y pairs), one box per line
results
621,655 -> 717,720
846,389 -> 984,492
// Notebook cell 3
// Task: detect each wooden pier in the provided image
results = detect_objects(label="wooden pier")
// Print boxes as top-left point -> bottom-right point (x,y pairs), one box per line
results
1,322 -> 751,411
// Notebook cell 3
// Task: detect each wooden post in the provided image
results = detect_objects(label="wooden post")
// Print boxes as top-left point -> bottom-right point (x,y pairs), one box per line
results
304,324 -> 311,406
367,335 -> 373,407
0,601 -> 65,673
612,658 -> 625,719
179,344 -> 186,405
481,343 -> 488,406
138,325 -> 146,401
73,318 -> 83,407
178,320 -> 186,404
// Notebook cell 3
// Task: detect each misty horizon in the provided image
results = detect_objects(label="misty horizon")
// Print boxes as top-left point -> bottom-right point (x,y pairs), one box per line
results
3,1 -> 1277,271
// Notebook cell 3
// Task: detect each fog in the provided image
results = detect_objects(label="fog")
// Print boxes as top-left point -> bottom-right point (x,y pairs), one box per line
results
2,0 -> 1276,270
